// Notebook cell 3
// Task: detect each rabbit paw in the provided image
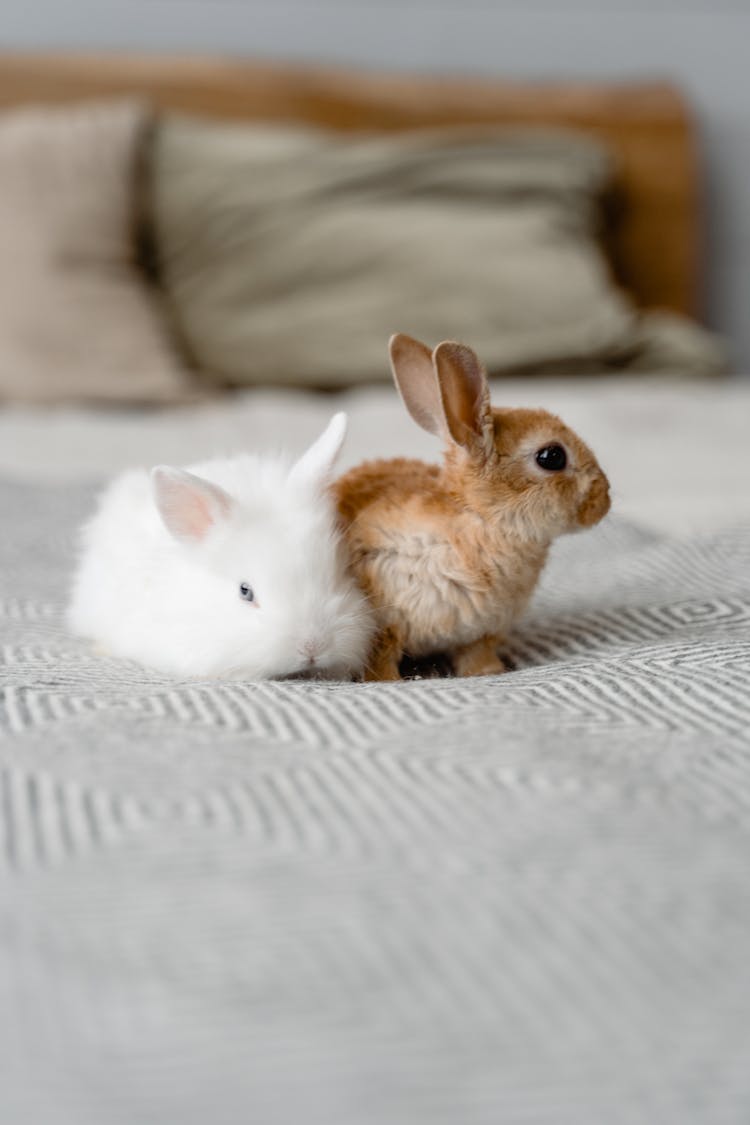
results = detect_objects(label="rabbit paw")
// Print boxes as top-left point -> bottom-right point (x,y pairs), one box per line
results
452,636 -> 507,678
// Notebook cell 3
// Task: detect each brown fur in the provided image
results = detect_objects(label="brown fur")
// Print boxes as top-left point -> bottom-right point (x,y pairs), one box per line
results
334,335 -> 610,682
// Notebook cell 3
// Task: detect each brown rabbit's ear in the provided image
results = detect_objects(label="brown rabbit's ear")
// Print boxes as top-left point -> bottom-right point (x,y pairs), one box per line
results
389,333 -> 446,439
432,341 -> 493,455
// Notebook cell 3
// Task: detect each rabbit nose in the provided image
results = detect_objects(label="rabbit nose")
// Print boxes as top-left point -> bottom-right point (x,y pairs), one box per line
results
578,474 -> 610,527
300,638 -> 321,664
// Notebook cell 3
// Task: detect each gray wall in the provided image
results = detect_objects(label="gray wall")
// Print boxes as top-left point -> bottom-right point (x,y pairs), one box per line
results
3,0 -> 749,369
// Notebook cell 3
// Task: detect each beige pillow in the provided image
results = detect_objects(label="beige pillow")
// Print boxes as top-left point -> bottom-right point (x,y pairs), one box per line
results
150,117 -> 725,386
0,100 -> 194,404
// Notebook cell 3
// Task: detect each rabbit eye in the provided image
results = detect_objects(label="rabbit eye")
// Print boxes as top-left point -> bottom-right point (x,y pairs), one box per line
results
239,582 -> 255,603
535,444 -> 567,472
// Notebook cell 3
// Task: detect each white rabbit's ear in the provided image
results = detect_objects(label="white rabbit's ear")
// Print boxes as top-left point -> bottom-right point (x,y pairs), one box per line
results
289,412 -> 348,487
432,340 -> 493,456
389,333 -> 446,440
151,467 -> 233,543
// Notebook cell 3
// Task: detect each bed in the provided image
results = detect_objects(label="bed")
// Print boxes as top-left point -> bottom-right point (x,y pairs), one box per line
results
2,56 -> 750,1125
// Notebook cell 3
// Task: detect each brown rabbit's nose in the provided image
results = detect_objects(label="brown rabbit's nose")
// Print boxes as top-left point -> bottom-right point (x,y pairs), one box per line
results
577,473 -> 610,528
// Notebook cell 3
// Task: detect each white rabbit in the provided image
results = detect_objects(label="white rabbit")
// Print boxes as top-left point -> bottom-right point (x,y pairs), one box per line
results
68,413 -> 374,680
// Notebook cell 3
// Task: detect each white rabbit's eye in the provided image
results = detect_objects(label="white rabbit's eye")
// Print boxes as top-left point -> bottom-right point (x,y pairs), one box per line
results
239,582 -> 255,603
535,444 -> 567,472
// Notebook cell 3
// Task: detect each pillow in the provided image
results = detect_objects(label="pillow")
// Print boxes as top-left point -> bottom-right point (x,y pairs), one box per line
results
0,100 -> 195,404
150,117 -> 725,385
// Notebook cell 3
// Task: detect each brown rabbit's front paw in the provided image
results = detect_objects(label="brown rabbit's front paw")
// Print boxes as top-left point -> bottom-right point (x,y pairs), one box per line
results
452,636 -> 507,678
364,626 -> 405,682
363,663 -> 402,683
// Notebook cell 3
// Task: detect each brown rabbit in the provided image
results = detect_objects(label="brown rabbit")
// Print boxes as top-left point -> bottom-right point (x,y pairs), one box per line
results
334,334 -> 611,681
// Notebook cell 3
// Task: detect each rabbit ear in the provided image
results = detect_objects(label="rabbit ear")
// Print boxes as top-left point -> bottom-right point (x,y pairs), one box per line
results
289,412 -> 348,487
389,333 -> 446,439
151,467 -> 233,543
432,341 -> 493,455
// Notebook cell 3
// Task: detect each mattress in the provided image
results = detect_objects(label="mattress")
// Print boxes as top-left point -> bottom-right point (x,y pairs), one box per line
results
1,375 -> 749,531
2,376 -> 750,1124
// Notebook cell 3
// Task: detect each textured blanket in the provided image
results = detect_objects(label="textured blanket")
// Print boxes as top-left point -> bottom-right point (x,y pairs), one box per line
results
2,477 -> 749,1125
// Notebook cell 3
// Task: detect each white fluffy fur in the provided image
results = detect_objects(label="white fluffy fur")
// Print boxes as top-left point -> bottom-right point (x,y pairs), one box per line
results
68,414 -> 373,680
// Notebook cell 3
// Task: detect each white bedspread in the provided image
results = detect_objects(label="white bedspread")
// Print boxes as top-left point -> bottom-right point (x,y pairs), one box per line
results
3,376 -> 750,1124
1,375 -> 748,533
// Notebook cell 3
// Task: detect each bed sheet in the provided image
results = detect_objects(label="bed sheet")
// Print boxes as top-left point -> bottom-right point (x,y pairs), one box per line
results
1,377 -> 750,1124
0,375 -> 748,534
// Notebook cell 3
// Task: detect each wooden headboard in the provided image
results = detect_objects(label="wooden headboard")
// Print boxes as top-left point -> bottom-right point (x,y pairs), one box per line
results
0,54 -> 701,318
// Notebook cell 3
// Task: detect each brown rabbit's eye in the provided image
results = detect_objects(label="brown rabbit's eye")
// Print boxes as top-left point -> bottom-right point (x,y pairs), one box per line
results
535,444 -> 567,472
